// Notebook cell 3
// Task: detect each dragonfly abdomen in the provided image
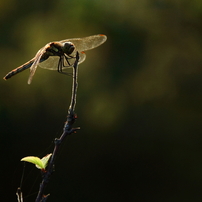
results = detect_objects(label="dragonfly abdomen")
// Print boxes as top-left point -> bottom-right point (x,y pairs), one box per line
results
3,59 -> 34,80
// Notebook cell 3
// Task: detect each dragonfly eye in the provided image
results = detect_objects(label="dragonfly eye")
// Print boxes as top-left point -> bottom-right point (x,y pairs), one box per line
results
63,42 -> 75,55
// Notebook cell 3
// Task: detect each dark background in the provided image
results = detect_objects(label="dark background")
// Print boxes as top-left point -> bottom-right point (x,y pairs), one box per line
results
1,0 -> 202,201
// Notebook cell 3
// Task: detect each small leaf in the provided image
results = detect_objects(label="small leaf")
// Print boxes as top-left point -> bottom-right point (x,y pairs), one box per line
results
37,153 -> 52,169
21,156 -> 44,169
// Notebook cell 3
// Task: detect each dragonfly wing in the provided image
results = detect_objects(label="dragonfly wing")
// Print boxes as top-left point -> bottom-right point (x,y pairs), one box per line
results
78,52 -> 86,64
39,51 -> 86,70
60,34 -> 107,52
27,47 -> 46,84
38,34 -> 105,71
38,56 -> 60,70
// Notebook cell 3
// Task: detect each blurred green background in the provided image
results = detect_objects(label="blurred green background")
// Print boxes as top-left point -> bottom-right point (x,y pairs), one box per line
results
1,0 -> 202,201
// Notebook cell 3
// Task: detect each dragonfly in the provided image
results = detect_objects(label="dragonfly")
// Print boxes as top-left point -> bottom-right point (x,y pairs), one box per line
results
3,34 -> 107,84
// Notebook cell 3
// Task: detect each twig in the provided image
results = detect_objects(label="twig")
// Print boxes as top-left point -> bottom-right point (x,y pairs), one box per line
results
16,187 -> 23,202
35,52 -> 80,202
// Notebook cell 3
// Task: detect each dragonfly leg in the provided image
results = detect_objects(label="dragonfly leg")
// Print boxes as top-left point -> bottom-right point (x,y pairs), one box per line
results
58,56 -> 63,73
57,56 -> 72,76
63,54 -> 76,67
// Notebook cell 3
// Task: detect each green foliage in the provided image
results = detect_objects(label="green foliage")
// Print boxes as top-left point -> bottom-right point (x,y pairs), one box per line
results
21,153 -> 52,170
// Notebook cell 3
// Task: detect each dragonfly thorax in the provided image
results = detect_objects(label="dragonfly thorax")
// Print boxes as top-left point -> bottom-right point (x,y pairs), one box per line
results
46,42 -> 75,57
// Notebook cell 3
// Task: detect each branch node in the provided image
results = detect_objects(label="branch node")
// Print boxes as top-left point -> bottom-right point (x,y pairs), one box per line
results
41,194 -> 50,202
54,138 -> 61,145
71,127 -> 80,134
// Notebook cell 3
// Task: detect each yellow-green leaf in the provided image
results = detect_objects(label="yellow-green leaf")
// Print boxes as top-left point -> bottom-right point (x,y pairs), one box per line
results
37,153 -> 52,169
21,156 -> 44,169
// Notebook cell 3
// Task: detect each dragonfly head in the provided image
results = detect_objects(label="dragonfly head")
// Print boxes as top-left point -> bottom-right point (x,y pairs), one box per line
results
63,42 -> 75,55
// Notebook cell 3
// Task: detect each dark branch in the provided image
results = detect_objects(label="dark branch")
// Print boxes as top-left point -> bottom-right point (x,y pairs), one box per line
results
35,52 -> 80,202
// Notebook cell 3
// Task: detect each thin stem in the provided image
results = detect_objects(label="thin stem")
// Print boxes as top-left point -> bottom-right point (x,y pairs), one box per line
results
68,52 -> 79,116
35,52 -> 80,202
16,188 -> 23,202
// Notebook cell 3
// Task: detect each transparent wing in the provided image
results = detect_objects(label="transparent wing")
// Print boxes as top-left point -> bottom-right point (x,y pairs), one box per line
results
27,47 -> 47,84
60,34 -> 107,52
38,51 -> 86,70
